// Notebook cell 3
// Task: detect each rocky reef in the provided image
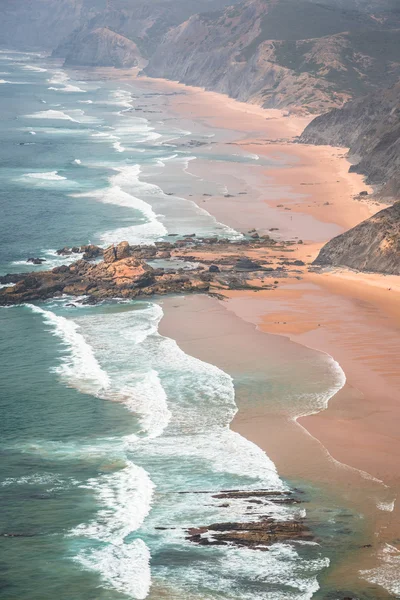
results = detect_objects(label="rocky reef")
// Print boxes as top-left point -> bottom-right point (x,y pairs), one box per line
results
155,488 -> 311,550
0,236 -> 304,306
313,202 -> 400,275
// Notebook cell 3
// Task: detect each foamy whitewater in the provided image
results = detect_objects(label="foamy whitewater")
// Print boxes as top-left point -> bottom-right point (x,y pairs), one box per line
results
25,300 -> 329,599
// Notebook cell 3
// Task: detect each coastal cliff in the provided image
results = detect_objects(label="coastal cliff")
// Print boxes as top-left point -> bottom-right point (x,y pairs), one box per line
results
313,203 -> 400,275
144,0 -> 400,113
63,28 -> 145,68
300,82 -> 400,199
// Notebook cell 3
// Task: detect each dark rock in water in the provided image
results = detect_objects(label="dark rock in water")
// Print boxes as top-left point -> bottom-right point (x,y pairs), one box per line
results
80,244 -> 103,260
187,519 -> 312,549
235,258 -> 263,271
156,251 -> 171,259
27,257 -> 45,265
209,265 -> 220,273
56,247 -> 72,256
71,246 -> 80,254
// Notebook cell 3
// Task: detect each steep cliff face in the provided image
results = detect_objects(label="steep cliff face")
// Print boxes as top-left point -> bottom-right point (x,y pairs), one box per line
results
300,83 -> 400,198
145,0 -> 400,113
63,27 -> 145,68
314,203 -> 400,275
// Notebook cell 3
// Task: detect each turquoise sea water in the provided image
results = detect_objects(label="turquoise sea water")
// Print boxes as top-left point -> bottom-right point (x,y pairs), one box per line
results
0,50 -> 362,600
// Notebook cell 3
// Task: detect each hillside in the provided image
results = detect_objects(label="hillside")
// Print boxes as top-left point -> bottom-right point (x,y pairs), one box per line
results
300,82 -> 400,198
314,203 -> 400,275
52,0 -> 242,60
144,0 -> 400,113
63,27 -> 145,68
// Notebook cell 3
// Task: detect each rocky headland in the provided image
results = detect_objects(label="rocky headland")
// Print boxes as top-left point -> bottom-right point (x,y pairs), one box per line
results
313,202 -> 400,275
0,236 -> 305,306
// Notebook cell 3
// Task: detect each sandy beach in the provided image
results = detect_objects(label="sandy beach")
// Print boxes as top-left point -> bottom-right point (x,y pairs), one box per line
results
123,74 -> 400,595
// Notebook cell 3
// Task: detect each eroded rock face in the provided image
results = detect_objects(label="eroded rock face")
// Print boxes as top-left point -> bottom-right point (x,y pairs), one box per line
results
300,82 -> 400,197
314,202 -> 400,275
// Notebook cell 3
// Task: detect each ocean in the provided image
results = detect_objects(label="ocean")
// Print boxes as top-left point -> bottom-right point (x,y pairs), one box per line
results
0,50 -> 371,600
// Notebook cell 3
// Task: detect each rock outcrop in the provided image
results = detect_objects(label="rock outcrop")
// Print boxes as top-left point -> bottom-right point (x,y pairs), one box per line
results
300,82 -> 400,198
0,236 -> 306,306
313,203 -> 400,275
187,518 -> 312,549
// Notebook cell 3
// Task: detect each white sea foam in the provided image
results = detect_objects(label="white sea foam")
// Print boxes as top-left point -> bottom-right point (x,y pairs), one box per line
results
75,538 -> 151,599
22,65 -> 47,73
111,89 -> 134,109
0,282 -> 15,289
0,472 -> 77,491
23,171 -> 66,181
73,159 -> 81,165
111,163 -> 242,241
27,305 -> 110,395
71,169 -> 167,245
361,544 -> 400,597
79,100 -> 93,104
377,500 -> 395,512
47,70 -> 86,93
24,110 -> 79,122
0,79 -> 29,84
71,462 -> 154,542
113,140 -> 126,153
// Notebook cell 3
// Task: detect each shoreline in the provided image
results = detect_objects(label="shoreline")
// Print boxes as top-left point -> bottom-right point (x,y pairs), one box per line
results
74,67 -> 400,595
127,73 -> 400,595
